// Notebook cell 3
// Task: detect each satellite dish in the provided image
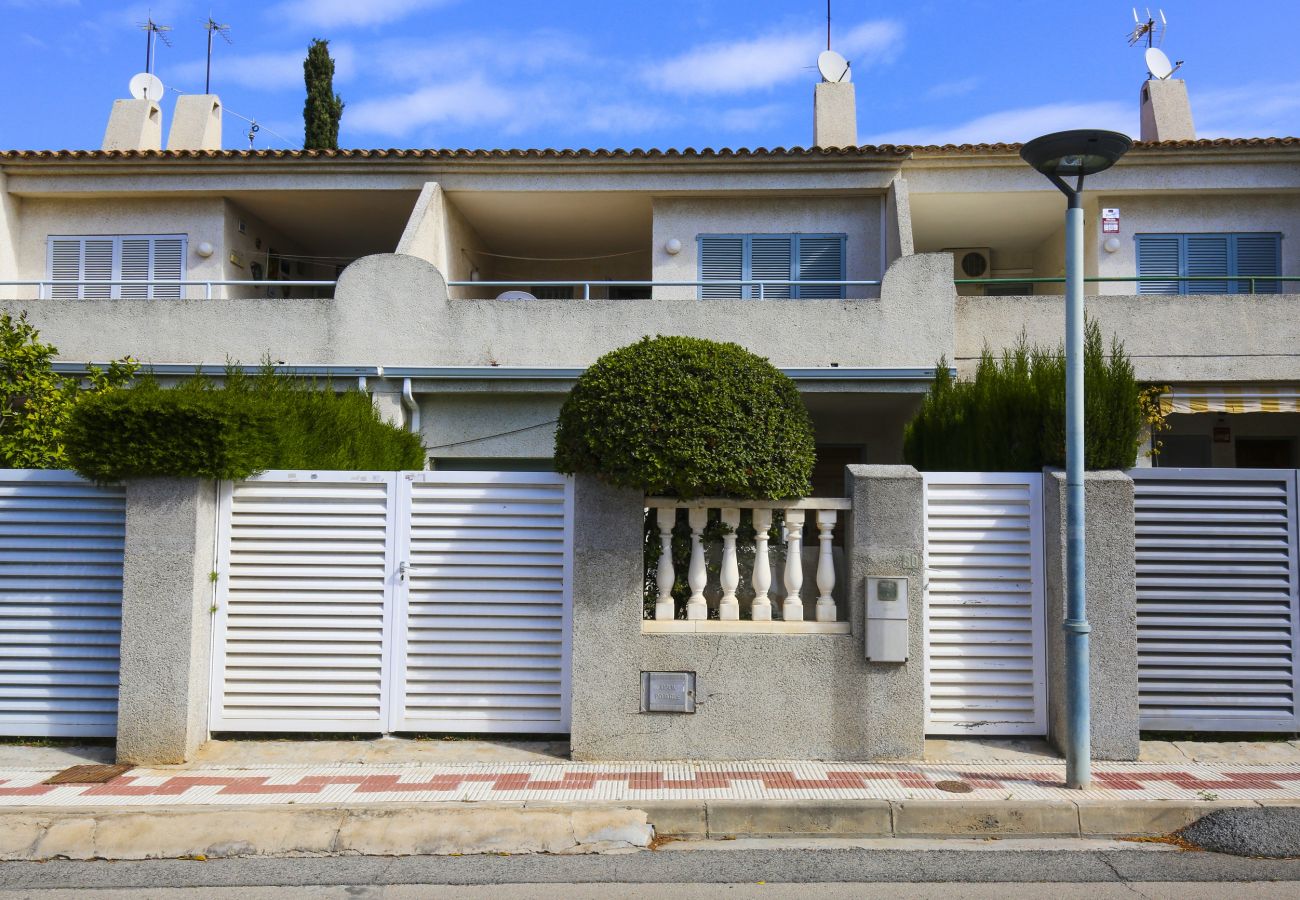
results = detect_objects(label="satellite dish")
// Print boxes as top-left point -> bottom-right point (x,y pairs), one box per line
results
817,49 -> 851,83
129,72 -> 165,101
1145,47 -> 1174,79
496,290 -> 537,301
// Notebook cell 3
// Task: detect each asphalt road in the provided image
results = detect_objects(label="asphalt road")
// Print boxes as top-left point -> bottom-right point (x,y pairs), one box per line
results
0,841 -> 1298,897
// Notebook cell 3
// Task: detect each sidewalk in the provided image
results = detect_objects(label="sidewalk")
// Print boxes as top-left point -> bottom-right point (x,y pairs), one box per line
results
0,738 -> 1297,860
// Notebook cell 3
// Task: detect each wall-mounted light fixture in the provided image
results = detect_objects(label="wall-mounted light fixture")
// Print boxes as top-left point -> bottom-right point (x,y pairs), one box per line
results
195,241 -> 215,258
1103,237 -> 1121,253
664,238 -> 682,256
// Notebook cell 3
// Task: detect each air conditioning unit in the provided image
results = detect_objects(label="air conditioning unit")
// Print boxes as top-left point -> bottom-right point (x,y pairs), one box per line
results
948,248 -> 992,280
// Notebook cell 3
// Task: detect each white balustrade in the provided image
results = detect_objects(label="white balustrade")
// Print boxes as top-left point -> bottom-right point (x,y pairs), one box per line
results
645,498 -> 851,624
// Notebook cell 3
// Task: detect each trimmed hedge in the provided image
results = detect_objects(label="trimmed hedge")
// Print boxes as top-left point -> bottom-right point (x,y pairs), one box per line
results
554,335 -> 814,498
903,320 -> 1144,472
66,375 -> 425,481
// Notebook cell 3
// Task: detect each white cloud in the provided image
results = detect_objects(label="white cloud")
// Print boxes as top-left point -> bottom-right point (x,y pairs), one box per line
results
717,103 -> 788,133
1193,81 -> 1300,138
925,77 -> 980,100
170,44 -> 357,93
346,76 -> 518,137
370,31 -> 588,82
864,101 -> 1133,146
270,0 -> 455,28
642,18 -> 902,95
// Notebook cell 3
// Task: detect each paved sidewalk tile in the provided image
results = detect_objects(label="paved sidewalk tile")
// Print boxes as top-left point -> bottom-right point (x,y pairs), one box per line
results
0,761 -> 1297,807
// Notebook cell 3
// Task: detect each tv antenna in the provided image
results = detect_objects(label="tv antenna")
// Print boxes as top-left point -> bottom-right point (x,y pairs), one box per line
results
816,2 -> 851,82
1127,8 -> 1166,48
138,16 -> 172,75
202,16 -> 232,94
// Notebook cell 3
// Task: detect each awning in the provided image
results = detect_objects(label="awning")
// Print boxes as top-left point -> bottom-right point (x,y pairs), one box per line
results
1161,384 -> 1300,415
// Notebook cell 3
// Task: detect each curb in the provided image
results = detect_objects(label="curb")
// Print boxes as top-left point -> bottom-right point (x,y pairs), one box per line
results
0,798 -> 1294,860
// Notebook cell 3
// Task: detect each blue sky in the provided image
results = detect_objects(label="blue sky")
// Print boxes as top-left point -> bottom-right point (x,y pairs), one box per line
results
2,0 -> 1298,150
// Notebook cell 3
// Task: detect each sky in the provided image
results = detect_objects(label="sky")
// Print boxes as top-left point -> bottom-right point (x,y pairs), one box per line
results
1,0 -> 1298,151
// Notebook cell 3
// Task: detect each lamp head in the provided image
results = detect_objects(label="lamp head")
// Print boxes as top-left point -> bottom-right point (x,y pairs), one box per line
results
1020,129 -> 1133,179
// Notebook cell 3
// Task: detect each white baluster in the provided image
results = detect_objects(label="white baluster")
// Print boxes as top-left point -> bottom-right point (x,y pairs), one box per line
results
686,507 -> 708,620
718,508 -> 740,620
655,506 -> 677,620
782,509 -> 805,622
750,508 -> 773,621
815,509 -> 838,622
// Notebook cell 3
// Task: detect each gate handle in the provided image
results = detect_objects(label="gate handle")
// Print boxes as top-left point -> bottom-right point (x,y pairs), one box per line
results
399,561 -> 411,582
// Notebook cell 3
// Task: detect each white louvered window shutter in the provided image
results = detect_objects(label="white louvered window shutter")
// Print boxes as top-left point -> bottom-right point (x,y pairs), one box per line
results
1233,234 -> 1282,294
1135,235 -> 1181,294
1185,234 -> 1231,295
750,237 -> 794,299
796,235 -> 846,299
119,239 -> 151,299
150,237 -> 186,299
699,236 -> 744,299
47,239 -> 83,299
81,239 -> 116,300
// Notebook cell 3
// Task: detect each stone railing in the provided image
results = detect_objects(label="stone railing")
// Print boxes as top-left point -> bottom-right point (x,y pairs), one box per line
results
644,498 -> 852,630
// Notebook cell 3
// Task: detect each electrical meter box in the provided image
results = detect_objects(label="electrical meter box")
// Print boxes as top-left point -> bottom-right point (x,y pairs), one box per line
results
865,576 -> 909,662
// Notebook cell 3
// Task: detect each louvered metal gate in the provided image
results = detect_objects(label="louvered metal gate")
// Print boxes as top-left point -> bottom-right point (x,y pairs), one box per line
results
1132,469 -> 1299,731
210,471 -> 573,734
0,471 -> 125,737
923,473 -> 1047,735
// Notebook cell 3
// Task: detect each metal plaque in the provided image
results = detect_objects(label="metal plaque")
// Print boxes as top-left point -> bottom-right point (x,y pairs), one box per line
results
641,671 -> 696,713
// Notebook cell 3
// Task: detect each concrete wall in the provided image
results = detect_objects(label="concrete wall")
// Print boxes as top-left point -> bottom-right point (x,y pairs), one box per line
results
0,173 -> 18,282
116,478 -> 217,765
443,194 -> 489,299
1094,193 -> 1300,294
884,177 -> 913,264
955,292 -> 1300,383
569,466 -> 925,761
420,392 -> 565,462
651,196 -> 884,299
395,182 -> 446,269
1042,470 -> 1139,761
12,197 -> 227,300
10,249 -> 955,372
223,200 -> 311,294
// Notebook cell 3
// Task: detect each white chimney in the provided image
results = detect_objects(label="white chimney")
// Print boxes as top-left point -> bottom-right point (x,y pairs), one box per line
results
102,99 -> 162,152
814,82 -> 858,149
1139,79 -> 1195,142
167,94 -> 223,151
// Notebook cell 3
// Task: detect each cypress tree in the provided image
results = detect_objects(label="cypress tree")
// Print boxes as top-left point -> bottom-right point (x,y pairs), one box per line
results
303,38 -> 344,151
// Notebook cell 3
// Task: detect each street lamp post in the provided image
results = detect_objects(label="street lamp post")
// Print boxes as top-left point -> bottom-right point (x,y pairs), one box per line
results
1020,130 -> 1132,790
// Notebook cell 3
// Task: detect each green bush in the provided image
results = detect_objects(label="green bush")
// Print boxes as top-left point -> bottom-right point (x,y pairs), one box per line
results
66,367 -> 425,481
903,320 -> 1144,472
554,335 -> 814,498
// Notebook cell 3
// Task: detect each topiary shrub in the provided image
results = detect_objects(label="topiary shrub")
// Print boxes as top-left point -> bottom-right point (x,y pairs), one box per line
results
554,335 -> 814,498
903,320 -> 1148,472
66,367 -> 426,482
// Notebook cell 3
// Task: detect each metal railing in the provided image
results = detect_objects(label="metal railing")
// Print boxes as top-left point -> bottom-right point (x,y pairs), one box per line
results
446,279 -> 882,299
955,275 -> 1300,294
0,280 -> 338,299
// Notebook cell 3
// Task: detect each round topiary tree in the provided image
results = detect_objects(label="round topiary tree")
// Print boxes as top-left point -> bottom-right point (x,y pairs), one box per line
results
554,335 -> 815,498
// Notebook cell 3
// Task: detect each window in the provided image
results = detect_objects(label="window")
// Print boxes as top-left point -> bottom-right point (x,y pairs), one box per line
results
698,234 -> 847,299
1136,233 -> 1281,295
47,235 -> 187,299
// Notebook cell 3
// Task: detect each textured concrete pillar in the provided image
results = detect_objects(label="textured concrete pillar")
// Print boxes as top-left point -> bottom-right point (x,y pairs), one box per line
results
1139,79 -> 1195,142
166,94 -> 222,151
117,479 -> 217,764
884,177 -> 914,263
845,464 -> 926,759
813,82 -> 858,148
102,99 -> 162,152
1043,469 -> 1140,761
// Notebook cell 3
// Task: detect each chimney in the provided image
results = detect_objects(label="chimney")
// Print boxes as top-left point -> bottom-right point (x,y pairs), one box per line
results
102,99 -> 162,152
167,94 -> 223,151
814,82 -> 858,148
1140,79 -> 1195,142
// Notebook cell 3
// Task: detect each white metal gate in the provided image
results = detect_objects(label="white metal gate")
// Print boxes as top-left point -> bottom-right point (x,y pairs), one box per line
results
210,471 -> 573,734
923,473 -> 1047,735
0,470 -> 125,737
1132,469 -> 1299,731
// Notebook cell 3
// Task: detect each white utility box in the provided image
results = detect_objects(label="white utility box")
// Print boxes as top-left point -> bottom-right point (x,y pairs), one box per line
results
865,576 -> 909,662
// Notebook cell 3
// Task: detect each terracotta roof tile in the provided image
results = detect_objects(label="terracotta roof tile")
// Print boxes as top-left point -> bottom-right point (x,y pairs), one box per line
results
0,137 -> 1295,162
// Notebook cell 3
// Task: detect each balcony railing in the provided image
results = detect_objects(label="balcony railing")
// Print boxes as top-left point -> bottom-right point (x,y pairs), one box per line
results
956,275 -> 1300,294
447,280 -> 882,299
0,280 -> 338,300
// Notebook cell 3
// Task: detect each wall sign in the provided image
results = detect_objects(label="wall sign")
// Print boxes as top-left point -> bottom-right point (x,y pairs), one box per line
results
641,671 -> 696,713
1101,207 -> 1121,234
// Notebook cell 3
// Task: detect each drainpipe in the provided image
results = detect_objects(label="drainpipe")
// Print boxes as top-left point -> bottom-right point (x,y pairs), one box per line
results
400,377 -> 420,435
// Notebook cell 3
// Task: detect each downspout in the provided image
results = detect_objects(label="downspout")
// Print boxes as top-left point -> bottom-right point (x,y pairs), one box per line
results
400,377 -> 420,435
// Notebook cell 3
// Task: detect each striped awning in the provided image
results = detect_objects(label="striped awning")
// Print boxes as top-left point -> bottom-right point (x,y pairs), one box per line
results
1161,384 -> 1300,415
